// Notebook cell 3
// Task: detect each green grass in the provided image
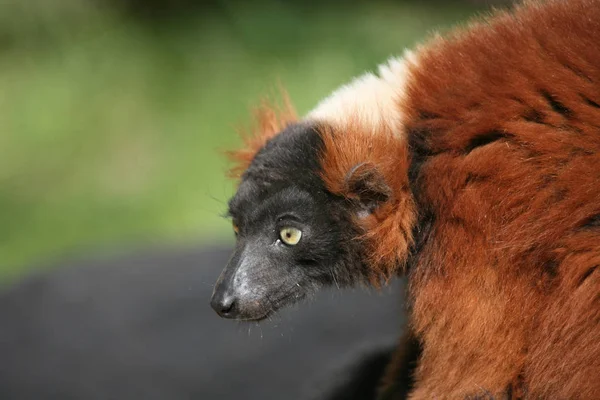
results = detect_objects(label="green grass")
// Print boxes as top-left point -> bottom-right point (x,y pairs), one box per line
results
0,1 -> 485,283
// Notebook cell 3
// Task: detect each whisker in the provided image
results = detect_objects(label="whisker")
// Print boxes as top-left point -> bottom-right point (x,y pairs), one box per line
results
330,267 -> 340,290
206,192 -> 228,207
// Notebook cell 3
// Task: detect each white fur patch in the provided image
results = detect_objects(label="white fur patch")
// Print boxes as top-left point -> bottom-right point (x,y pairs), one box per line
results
306,50 -> 417,138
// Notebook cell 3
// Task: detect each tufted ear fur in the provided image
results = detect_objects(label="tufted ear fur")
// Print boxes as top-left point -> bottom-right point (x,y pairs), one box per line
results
225,90 -> 297,180
318,123 -> 417,283
344,162 -> 392,216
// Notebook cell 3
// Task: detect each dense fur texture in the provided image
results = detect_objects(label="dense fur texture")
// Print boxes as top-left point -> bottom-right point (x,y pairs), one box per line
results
404,1 -> 600,398
319,122 -> 416,283
214,0 -> 600,398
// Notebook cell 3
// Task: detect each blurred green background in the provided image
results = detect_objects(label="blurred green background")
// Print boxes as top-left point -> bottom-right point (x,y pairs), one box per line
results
0,0 -> 502,284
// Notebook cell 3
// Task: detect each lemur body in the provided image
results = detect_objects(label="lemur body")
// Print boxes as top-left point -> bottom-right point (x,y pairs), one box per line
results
211,1 -> 600,398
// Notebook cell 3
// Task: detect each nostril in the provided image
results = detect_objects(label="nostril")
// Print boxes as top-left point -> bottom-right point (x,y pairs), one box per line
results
211,294 -> 238,318
220,297 -> 235,315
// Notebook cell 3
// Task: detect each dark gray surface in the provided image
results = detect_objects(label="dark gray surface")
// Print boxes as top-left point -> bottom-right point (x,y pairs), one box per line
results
0,245 -> 405,400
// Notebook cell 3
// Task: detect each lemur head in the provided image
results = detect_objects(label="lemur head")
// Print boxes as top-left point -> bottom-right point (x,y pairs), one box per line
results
211,55 -> 417,321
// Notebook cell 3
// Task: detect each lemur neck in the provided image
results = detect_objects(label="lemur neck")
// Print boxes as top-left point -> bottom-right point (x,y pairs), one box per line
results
305,51 -> 417,139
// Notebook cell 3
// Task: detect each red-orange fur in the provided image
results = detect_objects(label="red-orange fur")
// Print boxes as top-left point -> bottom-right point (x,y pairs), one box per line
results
319,122 -> 416,285
226,93 -> 296,179
228,0 -> 600,397
398,0 -> 600,398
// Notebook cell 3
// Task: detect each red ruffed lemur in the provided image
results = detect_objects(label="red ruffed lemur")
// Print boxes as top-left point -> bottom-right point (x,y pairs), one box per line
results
210,0 -> 600,398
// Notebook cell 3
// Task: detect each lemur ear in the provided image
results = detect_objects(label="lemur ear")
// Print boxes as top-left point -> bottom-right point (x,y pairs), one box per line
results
345,162 -> 392,214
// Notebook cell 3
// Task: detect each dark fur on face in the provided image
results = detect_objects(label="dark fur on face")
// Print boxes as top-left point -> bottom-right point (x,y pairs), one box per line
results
211,123 -> 372,321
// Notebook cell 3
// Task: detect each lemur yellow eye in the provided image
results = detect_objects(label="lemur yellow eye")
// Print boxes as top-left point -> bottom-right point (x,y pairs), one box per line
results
280,227 -> 302,245
232,223 -> 239,235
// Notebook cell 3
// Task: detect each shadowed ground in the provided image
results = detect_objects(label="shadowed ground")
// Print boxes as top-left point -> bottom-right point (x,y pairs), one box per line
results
0,245 -> 404,399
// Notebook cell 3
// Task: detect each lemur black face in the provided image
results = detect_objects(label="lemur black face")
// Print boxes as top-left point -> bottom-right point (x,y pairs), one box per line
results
210,123 -> 366,321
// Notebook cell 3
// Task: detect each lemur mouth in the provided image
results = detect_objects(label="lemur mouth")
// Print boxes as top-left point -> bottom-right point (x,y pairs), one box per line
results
233,311 -> 273,322
236,290 -> 307,322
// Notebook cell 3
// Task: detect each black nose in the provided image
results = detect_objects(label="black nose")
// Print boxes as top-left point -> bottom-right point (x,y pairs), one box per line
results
210,292 -> 238,318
